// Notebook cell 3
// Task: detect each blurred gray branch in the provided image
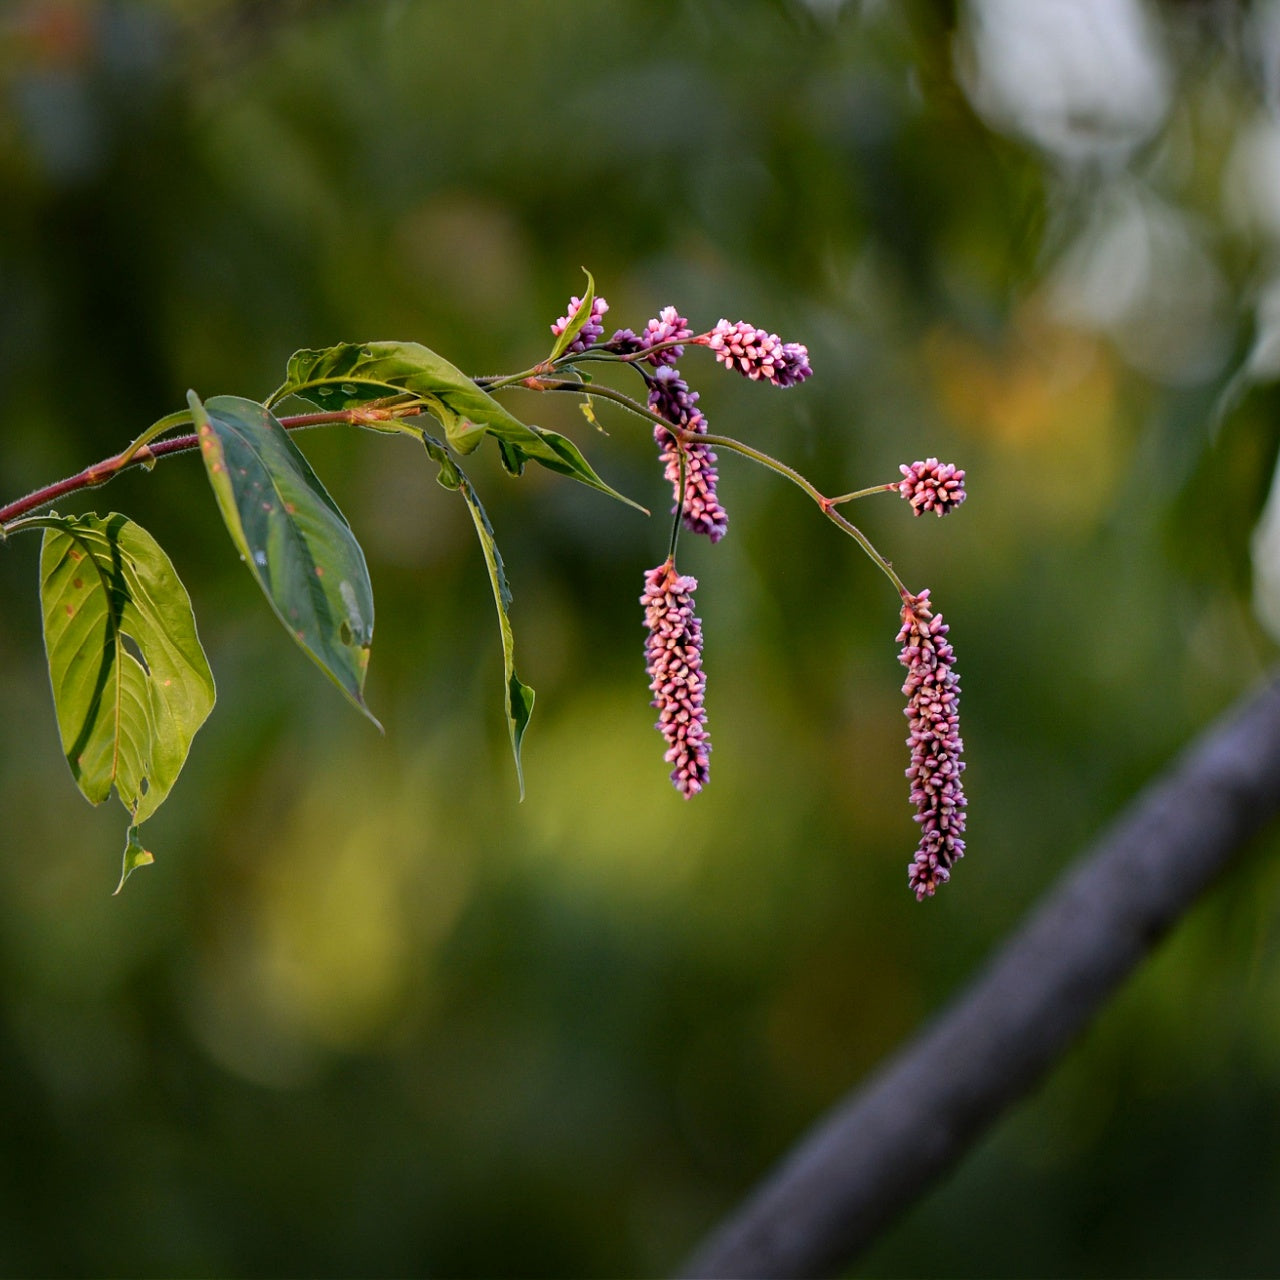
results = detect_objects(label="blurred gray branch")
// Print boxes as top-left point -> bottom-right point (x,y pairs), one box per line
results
681,671 -> 1280,1279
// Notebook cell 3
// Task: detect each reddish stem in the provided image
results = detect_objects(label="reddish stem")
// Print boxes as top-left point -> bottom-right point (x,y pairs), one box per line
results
0,407 -> 406,529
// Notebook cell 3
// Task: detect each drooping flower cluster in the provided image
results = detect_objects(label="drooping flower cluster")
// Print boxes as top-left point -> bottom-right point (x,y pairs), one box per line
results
641,559 -> 711,798
550,295 -> 610,353
648,366 -> 728,543
898,459 -> 966,518
897,589 -> 966,900
698,319 -> 813,388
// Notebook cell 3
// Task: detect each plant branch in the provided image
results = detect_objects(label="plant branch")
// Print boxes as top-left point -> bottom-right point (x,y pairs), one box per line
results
0,405 -> 419,530
827,481 -> 899,505
678,670 -> 1280,1279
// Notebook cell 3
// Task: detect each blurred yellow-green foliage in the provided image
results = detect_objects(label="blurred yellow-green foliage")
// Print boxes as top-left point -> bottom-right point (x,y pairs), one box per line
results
3,1 -> 1280,1274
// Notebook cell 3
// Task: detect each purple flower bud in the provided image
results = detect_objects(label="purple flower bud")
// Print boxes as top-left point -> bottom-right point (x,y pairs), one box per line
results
897,589 -> 967,900
551,295 -> 610,354
898,459 -> 967,517
640,306 -> 694,366
697,319 -> 813,388
649,367 -> 728,543
604,327 -> 644,355
641,559 -> 711,798
648,364 -> 701,424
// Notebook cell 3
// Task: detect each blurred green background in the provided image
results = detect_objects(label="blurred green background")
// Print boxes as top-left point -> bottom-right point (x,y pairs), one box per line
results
3,1 -> 1280,1275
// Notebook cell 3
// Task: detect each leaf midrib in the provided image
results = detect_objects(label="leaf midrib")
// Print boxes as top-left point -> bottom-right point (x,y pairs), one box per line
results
56,524 -> 128,797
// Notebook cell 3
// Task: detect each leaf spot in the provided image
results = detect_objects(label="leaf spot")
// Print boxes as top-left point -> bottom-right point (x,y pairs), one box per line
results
72,577 -> 83,589
284,502 -> 297,515
315,565 -> 325,577
65,604 -> 74,616
262,502 -> 273,512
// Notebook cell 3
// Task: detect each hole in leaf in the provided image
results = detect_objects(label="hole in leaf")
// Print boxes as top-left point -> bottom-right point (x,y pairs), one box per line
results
120,633 -> 150,676
340,383 -> 358,395
339,621 -> 353,646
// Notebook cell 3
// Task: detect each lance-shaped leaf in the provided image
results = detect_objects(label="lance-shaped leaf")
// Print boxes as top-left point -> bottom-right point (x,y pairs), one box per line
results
37,511 -> 215,829
545,269 -> 596,363
189,392 -> 379,725
420,434 -> 534,795
270,340 -> 643,511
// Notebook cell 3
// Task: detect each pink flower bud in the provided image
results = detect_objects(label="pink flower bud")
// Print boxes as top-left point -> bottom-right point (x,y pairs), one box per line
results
698,319 -> 813,387
639,306 -> 693,366
898,459 -> 966,517
551,295 -> 610,353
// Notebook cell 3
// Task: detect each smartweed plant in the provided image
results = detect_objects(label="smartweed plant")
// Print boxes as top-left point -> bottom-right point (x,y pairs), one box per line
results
0,274 -> 966,898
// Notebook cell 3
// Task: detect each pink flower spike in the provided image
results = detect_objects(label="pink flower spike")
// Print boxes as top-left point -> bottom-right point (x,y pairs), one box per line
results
898,459 -> 966,517
696,319 -> 813,387
641,560 -> 711,798
551,295 -> 610,354
897,589 -> 967,900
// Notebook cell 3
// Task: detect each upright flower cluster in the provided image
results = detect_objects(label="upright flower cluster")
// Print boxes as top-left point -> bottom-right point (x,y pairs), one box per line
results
604,304 -> 693,364
648,366 -> 728,543
897,589 -> 966,900
698,319 -> 813,388
898,459 -> 966,517
550,295 -> 610,353
641,559 -> 711,798
640,306 -> 693,365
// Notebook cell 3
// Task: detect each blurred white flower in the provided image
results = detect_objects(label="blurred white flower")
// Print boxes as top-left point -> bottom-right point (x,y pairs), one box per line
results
958,0 -> 1171,165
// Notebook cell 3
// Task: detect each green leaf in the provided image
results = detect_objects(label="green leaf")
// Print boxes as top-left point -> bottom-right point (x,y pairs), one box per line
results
270,340 -> 643,509
420,430 -> 462,491
36,511 -> 215,826
497,439 -> 526,478
546,269 -> 595,363
422,438 -> 534,796
115,825 -> 154,895
189,391 -> 380,726
520,426 -> 646,513
580,395 -> 603,431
